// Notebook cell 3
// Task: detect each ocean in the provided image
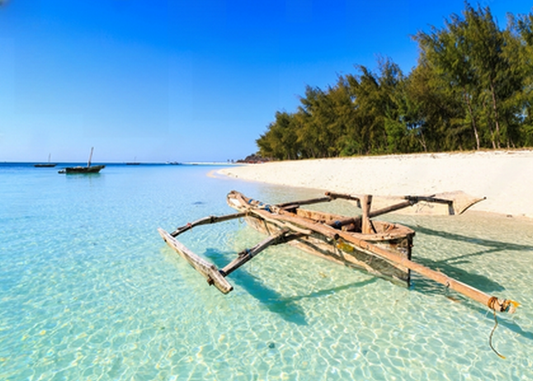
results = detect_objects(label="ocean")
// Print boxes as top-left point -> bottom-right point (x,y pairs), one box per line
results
1,163 -> 532,380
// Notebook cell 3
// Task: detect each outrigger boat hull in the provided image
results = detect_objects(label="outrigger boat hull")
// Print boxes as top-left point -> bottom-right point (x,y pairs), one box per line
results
158,190 -> 518,316
59,165 -> 105,174
226,191 -> 415,286
58,147 -> 104,174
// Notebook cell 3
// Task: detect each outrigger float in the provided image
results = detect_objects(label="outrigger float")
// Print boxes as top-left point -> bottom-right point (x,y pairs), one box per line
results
158,190 -> 519,315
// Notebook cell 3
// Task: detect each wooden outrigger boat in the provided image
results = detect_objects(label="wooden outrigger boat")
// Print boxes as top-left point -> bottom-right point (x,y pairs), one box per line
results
158,190 -> 519,316
58,147 -> 105,174
34,153 -> 57,168
60,165 -> 105,174
228,191 -> 416,287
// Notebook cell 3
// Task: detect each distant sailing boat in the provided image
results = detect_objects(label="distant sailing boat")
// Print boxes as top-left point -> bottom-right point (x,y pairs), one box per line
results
126,156 -> 140,165
34,154 -> 57,168
58,147 -> 105,174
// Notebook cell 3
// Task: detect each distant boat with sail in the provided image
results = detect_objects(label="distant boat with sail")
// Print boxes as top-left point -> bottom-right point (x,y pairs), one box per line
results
34,154 -> 57,168
126,157 -> 140,165
58,147 -> 105,174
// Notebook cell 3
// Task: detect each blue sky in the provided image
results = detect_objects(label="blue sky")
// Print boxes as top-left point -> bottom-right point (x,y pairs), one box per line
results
1,1 -> 532,163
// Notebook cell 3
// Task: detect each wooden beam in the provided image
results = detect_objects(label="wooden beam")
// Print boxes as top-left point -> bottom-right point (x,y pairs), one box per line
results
276,196 -> 333,209
220,230 -> 304,276
325,192 -> 483,229
158,228 -> 233,294
325,192 -> 361,202
170,212 -> 247,237
160,225 -> 307,294
369,200 -> 414,218
361,195 -> 373,234
251,208 -> 519,313
325,197 -> 453,230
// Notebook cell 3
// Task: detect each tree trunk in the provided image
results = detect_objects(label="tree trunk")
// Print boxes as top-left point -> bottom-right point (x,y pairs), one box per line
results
419,126 -> 428,152
489,80 -> 502,149
464,88 -> 480,150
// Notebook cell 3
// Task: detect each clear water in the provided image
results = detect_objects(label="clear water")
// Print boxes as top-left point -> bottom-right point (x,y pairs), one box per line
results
1,163 -> 532,380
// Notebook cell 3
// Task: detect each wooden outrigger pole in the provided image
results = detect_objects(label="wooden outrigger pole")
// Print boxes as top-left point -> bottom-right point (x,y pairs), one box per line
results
159,225 -> 307,294
248,206 -> 519,313
158,190 -> 519,315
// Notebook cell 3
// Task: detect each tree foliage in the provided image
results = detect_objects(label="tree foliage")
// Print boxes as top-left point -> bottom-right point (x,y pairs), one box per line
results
257,3 -> 533,160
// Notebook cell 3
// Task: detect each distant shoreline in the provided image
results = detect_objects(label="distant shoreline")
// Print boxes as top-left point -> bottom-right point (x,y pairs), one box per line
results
0,161 -> 240,166
219,150 -> 533,219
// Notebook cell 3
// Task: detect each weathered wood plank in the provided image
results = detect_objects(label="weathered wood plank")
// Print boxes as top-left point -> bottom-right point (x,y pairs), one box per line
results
158,228 -> 233,294
221,230 -> 304,276
251,208 -> 517,313
325,192 -> 361,202
361,195 -> 373,234
246,208 -> 412,284
170,212 -> 247,237
276,196 -> 333,209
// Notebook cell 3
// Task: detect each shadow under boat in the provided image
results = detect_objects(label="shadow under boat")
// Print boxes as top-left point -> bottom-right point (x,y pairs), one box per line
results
407,224 -> 533,254
401,225 -> 533,342
403,223 -> 533,296
201,247 -> 379,326
202,247 -> 309,325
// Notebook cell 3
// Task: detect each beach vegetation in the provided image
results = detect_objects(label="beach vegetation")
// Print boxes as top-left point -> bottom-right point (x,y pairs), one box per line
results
257,3 -> 533,160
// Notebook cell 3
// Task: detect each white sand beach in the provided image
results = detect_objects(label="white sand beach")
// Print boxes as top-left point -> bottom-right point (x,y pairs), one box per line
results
220,150 -> 533,219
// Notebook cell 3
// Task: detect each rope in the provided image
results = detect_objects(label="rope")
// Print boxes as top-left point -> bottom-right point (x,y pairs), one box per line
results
487,296 -> 506,359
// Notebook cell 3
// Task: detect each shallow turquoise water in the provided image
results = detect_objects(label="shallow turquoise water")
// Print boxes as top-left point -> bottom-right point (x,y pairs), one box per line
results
1,163 -> 532,380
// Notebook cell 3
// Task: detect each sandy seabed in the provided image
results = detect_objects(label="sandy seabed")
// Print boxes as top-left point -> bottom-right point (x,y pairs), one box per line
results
220,150 -> 533,219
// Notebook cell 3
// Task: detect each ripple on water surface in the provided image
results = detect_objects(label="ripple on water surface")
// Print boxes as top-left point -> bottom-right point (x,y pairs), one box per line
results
1,164 -> 532,380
